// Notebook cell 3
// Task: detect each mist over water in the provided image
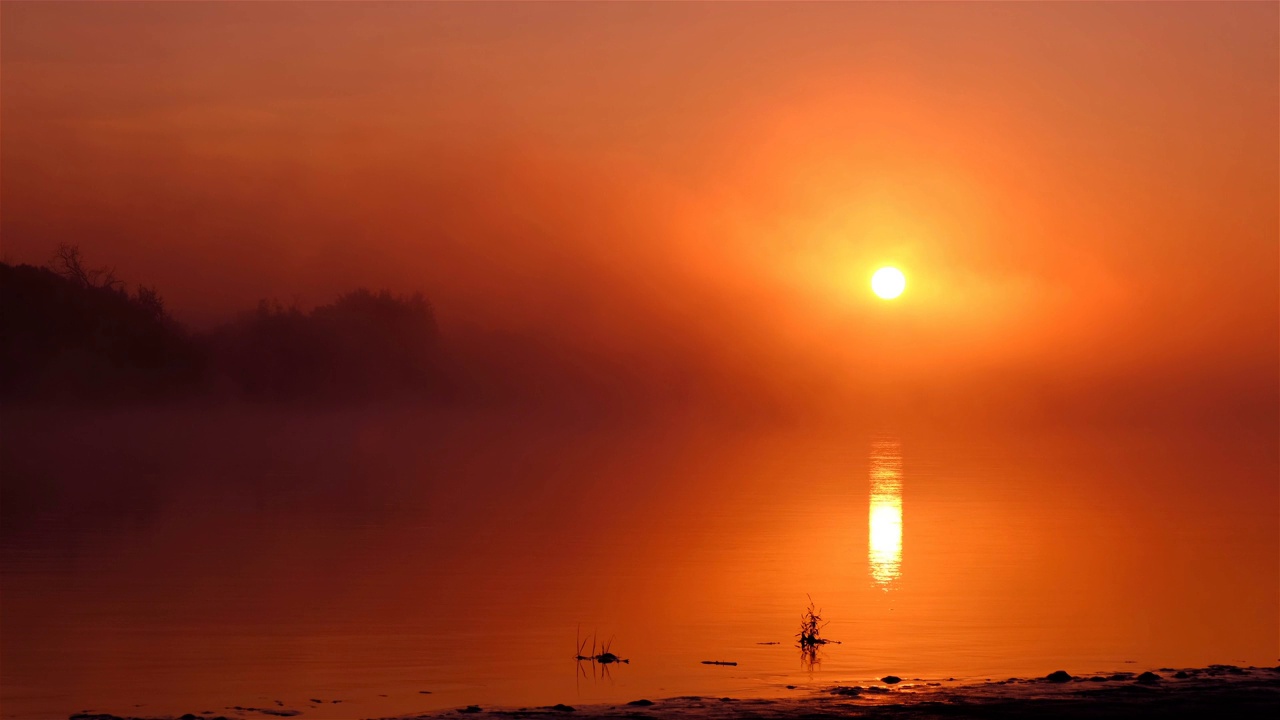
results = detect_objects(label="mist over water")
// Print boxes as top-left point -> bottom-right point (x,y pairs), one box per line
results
2,407 -> 1275,719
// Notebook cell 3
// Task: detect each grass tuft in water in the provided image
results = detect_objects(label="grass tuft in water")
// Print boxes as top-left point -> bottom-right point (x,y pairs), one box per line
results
797,595 -> 831,649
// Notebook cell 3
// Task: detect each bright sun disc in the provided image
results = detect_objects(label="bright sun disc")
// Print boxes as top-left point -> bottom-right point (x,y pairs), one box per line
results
871,267 -> 906,299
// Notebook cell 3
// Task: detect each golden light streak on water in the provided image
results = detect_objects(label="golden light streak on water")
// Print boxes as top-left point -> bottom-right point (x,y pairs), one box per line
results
869,438 -> 903,589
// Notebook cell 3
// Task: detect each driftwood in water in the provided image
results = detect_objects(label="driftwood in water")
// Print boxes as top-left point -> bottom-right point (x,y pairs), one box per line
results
701,660 -> 738,666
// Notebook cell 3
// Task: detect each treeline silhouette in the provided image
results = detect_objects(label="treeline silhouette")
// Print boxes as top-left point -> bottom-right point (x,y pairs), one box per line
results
0,246 -> 446,403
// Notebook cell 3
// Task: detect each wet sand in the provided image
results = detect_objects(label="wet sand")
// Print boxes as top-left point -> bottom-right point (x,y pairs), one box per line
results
68,665 -> 1280,720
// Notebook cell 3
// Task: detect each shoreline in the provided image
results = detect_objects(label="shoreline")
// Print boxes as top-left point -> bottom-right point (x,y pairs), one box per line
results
67,665 -> 1280,720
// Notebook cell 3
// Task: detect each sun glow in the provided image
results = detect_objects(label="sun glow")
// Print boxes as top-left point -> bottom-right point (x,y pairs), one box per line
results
871,267 -> 906,299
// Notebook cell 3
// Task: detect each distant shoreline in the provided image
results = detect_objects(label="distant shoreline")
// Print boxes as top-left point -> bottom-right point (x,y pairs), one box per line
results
66,665 -> 1280,720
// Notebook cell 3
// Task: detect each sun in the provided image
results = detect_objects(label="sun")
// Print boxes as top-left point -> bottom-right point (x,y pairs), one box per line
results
871,266 -> 906,299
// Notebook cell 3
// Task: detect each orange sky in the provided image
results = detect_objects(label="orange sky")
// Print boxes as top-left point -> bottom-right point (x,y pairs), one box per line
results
2,1 -> 1276,421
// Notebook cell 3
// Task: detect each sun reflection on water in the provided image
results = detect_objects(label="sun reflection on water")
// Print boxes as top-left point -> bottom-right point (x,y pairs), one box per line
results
869,439 -> 903,589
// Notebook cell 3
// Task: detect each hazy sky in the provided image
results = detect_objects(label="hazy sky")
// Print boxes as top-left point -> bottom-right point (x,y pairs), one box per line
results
2,1 -> 1276,419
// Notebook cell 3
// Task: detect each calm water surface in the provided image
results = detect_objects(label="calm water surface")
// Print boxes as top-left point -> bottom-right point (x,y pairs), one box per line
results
2,409 -> 1276,719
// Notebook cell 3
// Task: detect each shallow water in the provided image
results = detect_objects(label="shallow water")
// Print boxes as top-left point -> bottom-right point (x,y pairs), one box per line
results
2,409 -> 1276,719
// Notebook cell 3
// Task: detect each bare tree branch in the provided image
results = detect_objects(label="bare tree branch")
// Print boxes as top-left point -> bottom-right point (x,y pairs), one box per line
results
48,244 -> 123,290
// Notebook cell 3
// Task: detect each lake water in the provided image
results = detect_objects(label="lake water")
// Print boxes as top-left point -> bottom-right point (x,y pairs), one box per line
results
2,408 -> 1276,719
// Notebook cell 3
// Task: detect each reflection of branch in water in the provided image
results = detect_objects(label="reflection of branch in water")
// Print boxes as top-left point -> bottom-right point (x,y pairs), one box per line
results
800,644 -> 820,670
796,595 -> 840,669
574,626 -> 629,686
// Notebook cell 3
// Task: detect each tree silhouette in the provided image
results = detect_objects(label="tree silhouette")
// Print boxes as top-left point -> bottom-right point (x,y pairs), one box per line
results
0,260 -> 201,400
2,247 -> 447,403
206,288 -> 443,400
49,243 -> 122,290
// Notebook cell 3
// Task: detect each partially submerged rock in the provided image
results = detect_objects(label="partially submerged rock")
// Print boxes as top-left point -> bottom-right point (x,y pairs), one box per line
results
1136,671 -> 1161,685
1046,670 -> 1073,683
829,687 -> 861,697
881,675 -> 902,684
